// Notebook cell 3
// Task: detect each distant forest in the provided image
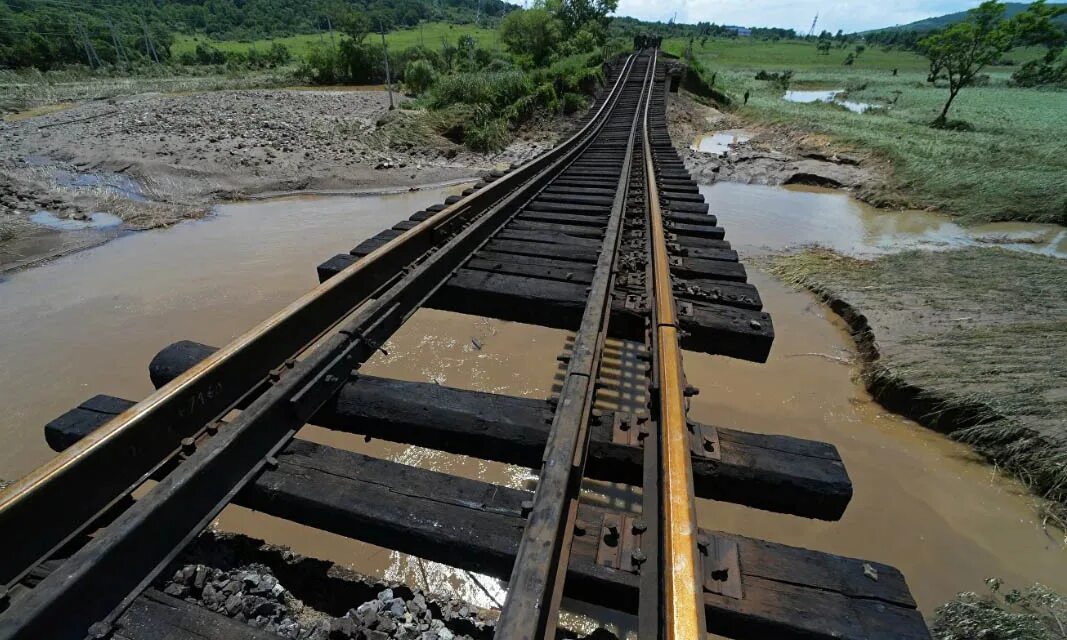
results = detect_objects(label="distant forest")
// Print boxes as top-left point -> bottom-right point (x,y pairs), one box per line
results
0,0 -> 515,69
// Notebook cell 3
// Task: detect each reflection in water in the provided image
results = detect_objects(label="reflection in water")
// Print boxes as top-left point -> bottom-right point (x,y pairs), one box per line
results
690,129 -> 752,155
783,89 -> 873,113
705,181 -> 1067,259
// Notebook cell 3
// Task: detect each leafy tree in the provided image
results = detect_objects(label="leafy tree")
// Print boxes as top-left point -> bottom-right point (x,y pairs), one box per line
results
816,39 -> 832,55
546,0 -> 618,40
919,1 -> 1019,125
499,7 -> 563,67
1011,0 -> 1067,86
843,52 -> 855,66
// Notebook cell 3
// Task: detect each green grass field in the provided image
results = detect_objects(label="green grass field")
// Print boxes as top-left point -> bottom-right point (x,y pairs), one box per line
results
667,37 -> 1066,224
171,22 -> 501,59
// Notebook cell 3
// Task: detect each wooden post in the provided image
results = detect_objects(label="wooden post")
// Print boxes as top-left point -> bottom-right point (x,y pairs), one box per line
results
380,25 -> 394,110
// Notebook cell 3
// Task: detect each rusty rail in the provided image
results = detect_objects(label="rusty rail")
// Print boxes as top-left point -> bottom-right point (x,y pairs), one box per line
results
642,49 -> 706,638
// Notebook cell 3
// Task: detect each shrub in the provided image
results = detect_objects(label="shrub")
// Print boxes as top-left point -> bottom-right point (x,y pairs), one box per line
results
561,92 -> 587,113
426,70 -> 534,110
301,44 -> 341,84
464,113 -> 511,151
404,59 -> 437,95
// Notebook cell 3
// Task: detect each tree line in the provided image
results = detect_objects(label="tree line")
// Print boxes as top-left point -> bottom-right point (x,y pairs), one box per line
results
0,0 -> 514,70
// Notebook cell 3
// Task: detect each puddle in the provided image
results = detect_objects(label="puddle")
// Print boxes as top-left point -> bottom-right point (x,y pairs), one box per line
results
30,211 -> 123,230
690,129 -> 752,155
704,181 -> 1067,258
784,89 -> 874,113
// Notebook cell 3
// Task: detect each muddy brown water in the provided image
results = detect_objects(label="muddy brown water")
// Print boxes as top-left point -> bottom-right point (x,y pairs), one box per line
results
0,181 -> 1064,629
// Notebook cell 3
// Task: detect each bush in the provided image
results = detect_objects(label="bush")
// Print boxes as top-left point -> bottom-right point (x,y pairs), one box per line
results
464,109 -> 511,151
1012,54 -> 1067,87
301,44 -> 341,84
193,43 -> 226,66
404,59 -> 437,95
561,92 -> 587,113
426,70 -> 534,110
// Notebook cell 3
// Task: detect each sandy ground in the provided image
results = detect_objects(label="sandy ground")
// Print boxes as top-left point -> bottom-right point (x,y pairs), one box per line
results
666,90 -> 889,197
0,88 -> 563,270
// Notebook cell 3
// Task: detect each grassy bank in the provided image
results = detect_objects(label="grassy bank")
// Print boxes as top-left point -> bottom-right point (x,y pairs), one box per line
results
171,22 -> 500,60
666,38 -> 1067,224
0,68 -> 297,114
771,247 -> 1067,519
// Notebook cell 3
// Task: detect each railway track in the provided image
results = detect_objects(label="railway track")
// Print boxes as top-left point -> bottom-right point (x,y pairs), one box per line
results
0,50 -> 931,639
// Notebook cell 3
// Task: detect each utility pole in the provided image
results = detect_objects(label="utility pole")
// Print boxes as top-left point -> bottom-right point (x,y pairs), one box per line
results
76,18 -> 102,68
140,15 -> 159,64
73,23 -> 94,68
807,12 -> 819,38
380,23 -> 395,110
327,16 -> 336,49
107,18 -> 128,67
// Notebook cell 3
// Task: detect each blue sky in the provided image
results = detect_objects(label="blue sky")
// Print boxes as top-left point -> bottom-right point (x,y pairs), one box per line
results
613,0 -> 984,33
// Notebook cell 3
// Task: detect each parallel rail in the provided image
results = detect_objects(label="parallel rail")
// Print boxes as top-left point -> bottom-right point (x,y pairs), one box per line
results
0,49 -> 932,640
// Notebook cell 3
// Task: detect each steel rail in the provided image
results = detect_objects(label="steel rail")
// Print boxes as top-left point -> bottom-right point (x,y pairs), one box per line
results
0,54 -> 644,640
643,56 -> 707,638
494,51 -> 655,640
0,55 -> 638,592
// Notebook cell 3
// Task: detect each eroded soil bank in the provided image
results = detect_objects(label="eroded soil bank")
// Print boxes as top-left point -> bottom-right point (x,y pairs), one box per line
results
772,248 -> 1067,522
0,87 -> 564,270
667,90 -> 891,200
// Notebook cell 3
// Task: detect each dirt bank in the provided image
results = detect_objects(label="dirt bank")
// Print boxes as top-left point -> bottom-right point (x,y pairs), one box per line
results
0,88 -> 563,270
770,248 -> 1067,525
666,90 -> 892,198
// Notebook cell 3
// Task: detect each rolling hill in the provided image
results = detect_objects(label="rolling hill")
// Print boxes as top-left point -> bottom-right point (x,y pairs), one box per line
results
865,2 -> 1067,33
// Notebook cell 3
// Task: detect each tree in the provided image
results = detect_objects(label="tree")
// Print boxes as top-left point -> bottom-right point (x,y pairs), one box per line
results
919,1 -> 1018,125
499,7 -> 563,67
1010,0 -> 1067,86
546,0 -> 618,39
816,39 -> 831,55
